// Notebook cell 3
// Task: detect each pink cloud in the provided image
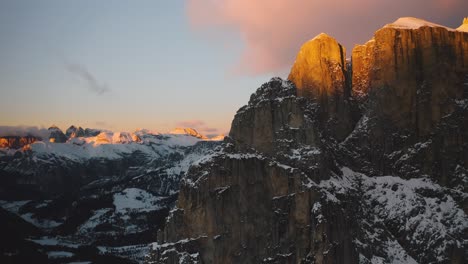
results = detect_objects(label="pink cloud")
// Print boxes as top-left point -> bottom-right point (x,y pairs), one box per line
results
186,0 -> 467,75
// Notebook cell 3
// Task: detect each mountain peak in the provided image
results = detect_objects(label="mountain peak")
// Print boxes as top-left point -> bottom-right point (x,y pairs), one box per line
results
66,125 -> 85,138
170,128 -> 207,139
48,125 -> 61,131
288,32 -> 347,99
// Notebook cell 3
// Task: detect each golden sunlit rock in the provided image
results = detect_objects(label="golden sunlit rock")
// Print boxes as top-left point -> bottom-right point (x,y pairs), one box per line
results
170,127 -> 208,139
456,17 -> 468,32
0,136 -> 39,149
288,33 -> 347,100
0,138 -> 8,148
288,33 -> 354,140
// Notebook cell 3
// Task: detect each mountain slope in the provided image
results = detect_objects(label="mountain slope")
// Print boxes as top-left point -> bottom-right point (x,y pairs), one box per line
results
148,18 -> 468,264
0,129 -> 221,263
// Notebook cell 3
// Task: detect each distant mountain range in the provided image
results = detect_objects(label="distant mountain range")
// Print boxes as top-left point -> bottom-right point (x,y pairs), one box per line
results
0,125 -> 224,150
0,126 -> 222,263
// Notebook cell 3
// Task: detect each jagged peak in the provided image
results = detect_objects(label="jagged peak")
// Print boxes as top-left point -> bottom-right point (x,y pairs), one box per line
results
384,17 -> 455,31
246,78 -> 295,105
48,125 -> 62,131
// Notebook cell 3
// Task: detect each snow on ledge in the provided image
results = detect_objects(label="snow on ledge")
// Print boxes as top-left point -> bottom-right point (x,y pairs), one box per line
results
385,17 -> 454,31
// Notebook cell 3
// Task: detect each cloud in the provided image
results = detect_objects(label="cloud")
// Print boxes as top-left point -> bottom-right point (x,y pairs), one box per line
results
186,0 -> 467,75
175,120 -> 220,135
0,126 -> 50,138
65,62 -> 110,95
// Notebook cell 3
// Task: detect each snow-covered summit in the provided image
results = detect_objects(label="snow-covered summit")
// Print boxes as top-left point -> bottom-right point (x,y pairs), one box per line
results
170,128 -> 207,139
385,17 -> 454,31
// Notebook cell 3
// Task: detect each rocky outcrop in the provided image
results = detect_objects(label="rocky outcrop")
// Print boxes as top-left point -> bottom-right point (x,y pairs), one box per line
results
48,126 -> 67,143
150,17 -> 468,264
84,128 -> 101,137
150,79 -> 357,262
288,34 -> 355,140
65,125 -> 85,138
288,33 -> 348,100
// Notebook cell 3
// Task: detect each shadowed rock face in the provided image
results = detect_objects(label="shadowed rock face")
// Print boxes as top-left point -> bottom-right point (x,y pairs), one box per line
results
48,126 -> 67,143
149,18 -> 468,264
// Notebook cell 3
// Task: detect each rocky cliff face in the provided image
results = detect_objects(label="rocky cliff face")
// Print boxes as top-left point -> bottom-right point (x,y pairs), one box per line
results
343,17 -> 468,186
288,33 -> 355,140
149,18 -> 468,264
352,17 -> 468,136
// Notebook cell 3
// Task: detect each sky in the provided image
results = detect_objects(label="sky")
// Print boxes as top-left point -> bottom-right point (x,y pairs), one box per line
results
0,0 -> 466,136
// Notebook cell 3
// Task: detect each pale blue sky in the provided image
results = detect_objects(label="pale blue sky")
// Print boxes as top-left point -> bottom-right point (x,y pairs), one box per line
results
0,0 -> 271,135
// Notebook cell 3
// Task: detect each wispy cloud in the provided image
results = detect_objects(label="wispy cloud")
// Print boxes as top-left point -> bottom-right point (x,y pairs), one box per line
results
186,0 -> 467,75
65,62 -> 110,95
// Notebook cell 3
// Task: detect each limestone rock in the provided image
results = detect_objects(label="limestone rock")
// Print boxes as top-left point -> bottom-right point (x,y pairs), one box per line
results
288,34 -> 356,140
351,17 -> 468,136
288,33 -> 348,100
150,17 -> 468,264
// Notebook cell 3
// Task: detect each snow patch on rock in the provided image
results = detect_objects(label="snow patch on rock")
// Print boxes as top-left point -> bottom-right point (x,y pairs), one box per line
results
113,188 -> 164,214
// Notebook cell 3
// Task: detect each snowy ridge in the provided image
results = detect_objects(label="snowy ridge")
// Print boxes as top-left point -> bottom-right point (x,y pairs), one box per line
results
315,167 -> 468,263
20,132 -> 206,162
